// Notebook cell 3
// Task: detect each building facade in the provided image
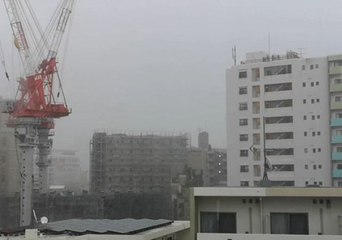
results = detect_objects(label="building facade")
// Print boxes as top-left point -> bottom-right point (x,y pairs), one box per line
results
90,132 -> 188,194
226,51 -> 335,187
0,97 -> 19,196
190,187 -> 342,240
48,149 -> 82,194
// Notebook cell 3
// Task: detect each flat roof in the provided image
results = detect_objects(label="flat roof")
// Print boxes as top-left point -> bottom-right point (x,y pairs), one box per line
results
193,187 -> 342,198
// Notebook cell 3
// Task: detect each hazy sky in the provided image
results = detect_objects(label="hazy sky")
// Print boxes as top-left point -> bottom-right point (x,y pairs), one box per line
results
1,0 -> 342,169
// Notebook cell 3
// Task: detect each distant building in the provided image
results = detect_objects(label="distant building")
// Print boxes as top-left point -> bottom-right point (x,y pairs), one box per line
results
204,148 -> 227,186
198,131 -> 209,150
48,149 -> 82,194
89,132 -> 188,194
226,51 -> 342,187
190,187 -> 342,239
0,97 -> 19,196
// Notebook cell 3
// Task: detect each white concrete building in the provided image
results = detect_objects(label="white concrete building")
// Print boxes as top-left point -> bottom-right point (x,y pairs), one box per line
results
226,51 -> 336,187
190,187 -> 342,240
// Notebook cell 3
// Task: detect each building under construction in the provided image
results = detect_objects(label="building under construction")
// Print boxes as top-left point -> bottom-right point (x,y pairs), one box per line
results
90,132 -> 188,194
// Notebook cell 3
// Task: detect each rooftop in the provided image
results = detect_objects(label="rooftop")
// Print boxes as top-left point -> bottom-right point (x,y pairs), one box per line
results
192,187 -> 342,197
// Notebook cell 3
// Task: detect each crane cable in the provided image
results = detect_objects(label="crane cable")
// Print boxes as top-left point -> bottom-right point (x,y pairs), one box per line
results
0,41 -> 10,81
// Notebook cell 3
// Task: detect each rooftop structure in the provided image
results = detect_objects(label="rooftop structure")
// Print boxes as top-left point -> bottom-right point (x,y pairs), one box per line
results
190,187 -> 342,240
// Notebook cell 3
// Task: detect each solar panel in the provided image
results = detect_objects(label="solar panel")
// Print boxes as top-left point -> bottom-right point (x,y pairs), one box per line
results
39,218 -> 173,235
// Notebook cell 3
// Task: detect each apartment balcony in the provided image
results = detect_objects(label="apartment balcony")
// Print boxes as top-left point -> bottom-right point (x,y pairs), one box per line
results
330,101 -> 342,110
333,169 -> 342,178
331,135 -> 342,144
332,152 -> 342,161
331,118 -> 342,127
330,83 -> 342,92
264,91 -> 293,101
329,66 -> 342,75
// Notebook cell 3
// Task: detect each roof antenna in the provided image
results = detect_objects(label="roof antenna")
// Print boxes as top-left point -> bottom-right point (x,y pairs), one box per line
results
232,45 -> 237,65
268,32 -> 271,57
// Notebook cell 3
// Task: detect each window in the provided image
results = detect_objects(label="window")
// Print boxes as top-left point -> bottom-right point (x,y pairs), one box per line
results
334,79 -> 342,84
265,116 -> 293,124
252,68 -> 260,81
302,65 -> 305,70
267,148 -> 294,156
316,81 -> 319,86
253,149 -> 261,161
318,164 -> 322,169
239,87 -> 247,95
264,65 -> 292,76
239,71 -> 247,78
310,65 -> 314,70
240,165 -> 249,172
240,181 -> 249,187
311,99 -> 315,104
272,164 -> 294,171
337,164 -> 342,170
240,150 -> 248,157
312,115 -> 315,120
239,102 -> 248,111
253,102 -> 260,114
312,132 -> 316,136
317,115 -> 320,119
302,82 -> 306,87
311,82 -> 314,87
335,96 -> 342,102
266,132 -> 293,140
264,82 -> 292,92
239,119 -> 248,126
315,64 -> 319,69
303,115 -> 306,120
313,164 -> 317,169
316,98 -> 320,103
337,112 -> 342,118
317,131 -> 321,136
304,131 -> 307,136
313,148 -> 316,153
265,99 -> 292,108
337,146 -> 342,152
200,212 -> 237,233
305,164 -> 308,169
240,134 -> 248,141
318,148 -> 321,152
271,213 -> 308,234
303,99 -> 306,104
253,118 -> 260,129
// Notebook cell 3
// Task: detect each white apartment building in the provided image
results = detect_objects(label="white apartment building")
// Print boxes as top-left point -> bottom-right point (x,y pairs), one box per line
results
190,187 -> 342,240
226,51 -> 337,187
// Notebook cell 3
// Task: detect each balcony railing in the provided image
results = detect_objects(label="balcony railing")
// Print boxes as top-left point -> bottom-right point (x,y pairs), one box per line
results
331,101 -> 342,110
329,65 -> 342,75
331,135 -> 342,144
333,169 -> 342,178
330,83 -> 342,92
332,152 -> 342,161
331,118 -> 342,127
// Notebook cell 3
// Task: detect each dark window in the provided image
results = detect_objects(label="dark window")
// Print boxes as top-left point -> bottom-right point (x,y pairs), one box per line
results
266,148 -> 294,156
240,150 -> 248,157
303,115 -> 307,120
302,65 -> 305,70
316,81 -> 319,85
310,65 -> 314,70
266,132 -> 293,140
264,82 -> 292,92
200,212 -> 237,233
239,103 -> 248,111
239,119 -> 248,126
239,71 -> 247,78
264,65 -> 292,76
302,82 -> 306,87
265,99 -> 292,108
240,181 -> 249,186
304,132 -> 307,136
311,82 -> 314,87
240,165 -> 249,172
239,87 -> 247,95
265,116 -> 293,124
311,99 -> 315,104
303,99 -> 306,104
271,213 -> 308,234
240,134 -> 248,141
272,164 -> 294,171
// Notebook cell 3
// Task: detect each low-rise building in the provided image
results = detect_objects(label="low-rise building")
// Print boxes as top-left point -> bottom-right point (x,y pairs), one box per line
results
190,187 -> 342,240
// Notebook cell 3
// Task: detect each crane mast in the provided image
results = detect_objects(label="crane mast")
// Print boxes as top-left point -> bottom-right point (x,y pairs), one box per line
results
3,0 -> 74,227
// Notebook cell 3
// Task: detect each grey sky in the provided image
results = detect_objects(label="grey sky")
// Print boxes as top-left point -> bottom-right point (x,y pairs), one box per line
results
1,0 -> 342,169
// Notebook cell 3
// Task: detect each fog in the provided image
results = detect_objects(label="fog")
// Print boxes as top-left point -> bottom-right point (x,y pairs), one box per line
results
1,0 -> 342,169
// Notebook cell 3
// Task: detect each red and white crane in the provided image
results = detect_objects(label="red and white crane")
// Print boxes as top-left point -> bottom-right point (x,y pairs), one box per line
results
3,0 -> 75,226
